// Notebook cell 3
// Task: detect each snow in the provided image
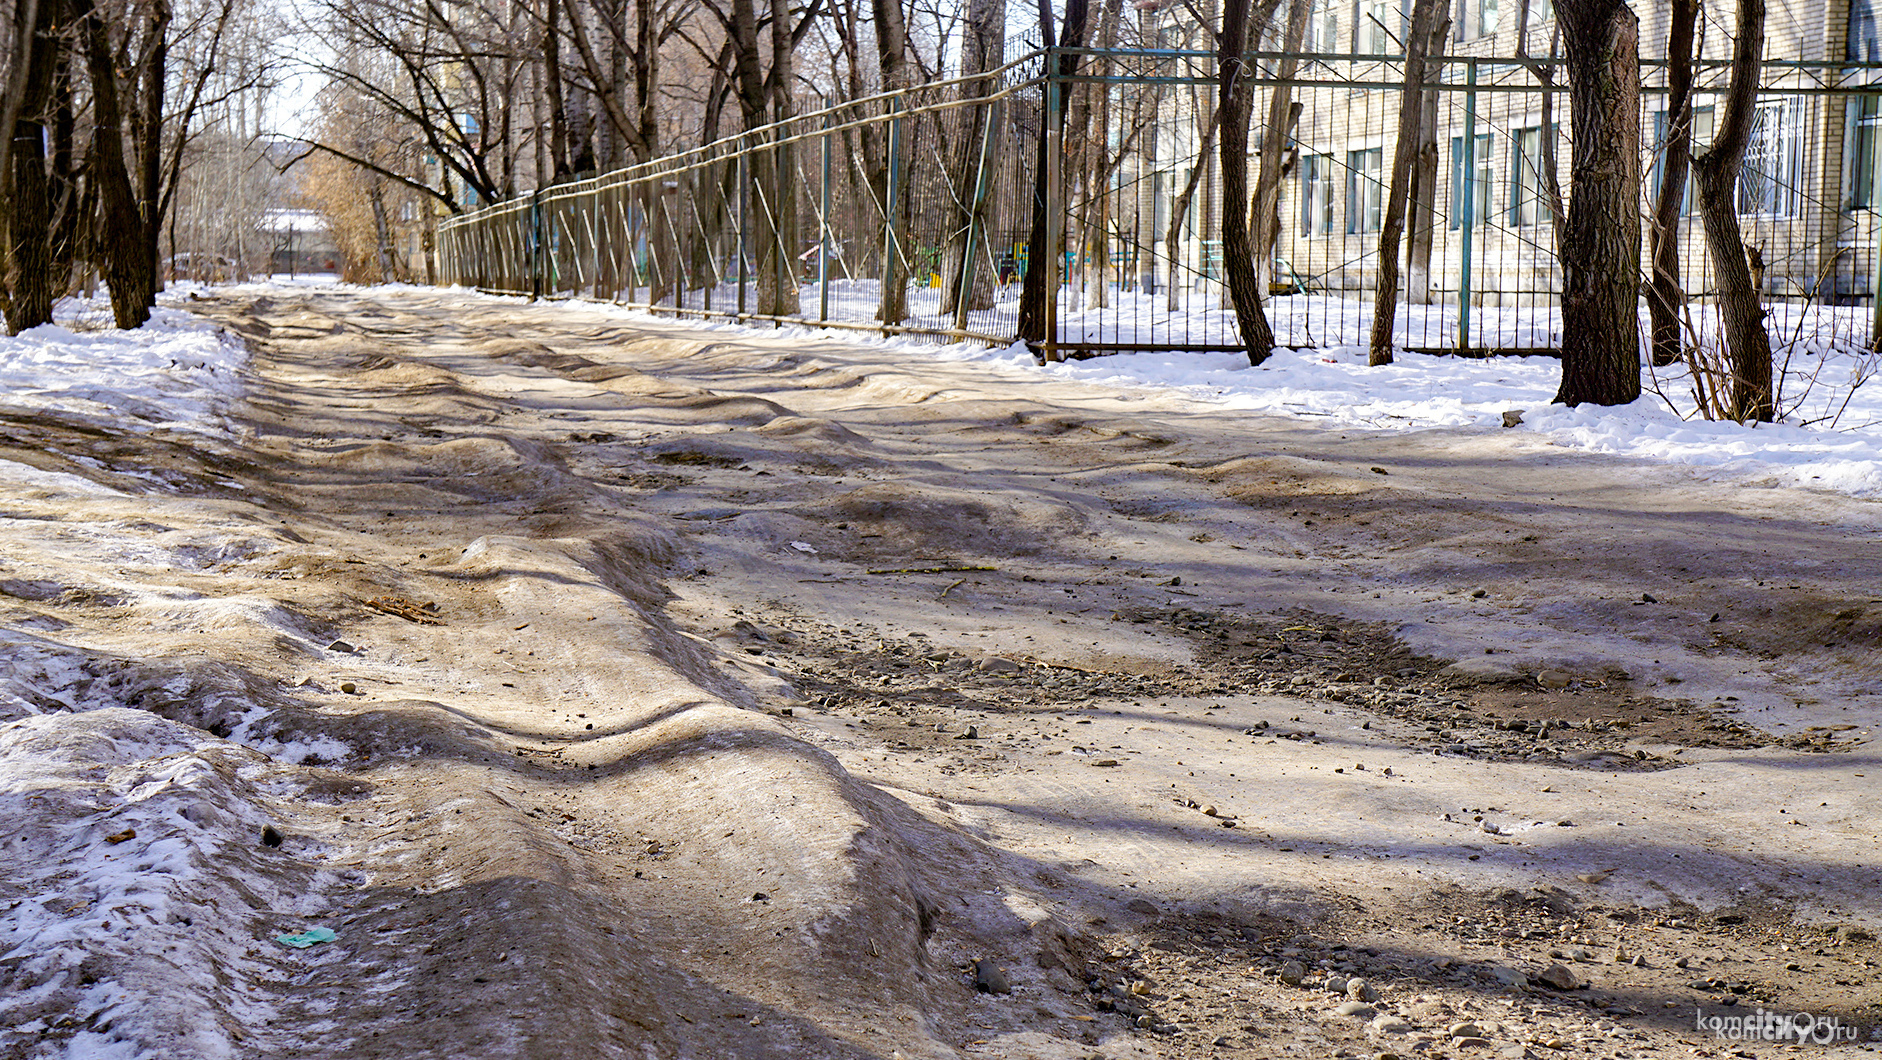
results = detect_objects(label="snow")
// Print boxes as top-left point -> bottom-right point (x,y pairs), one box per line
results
0,299 -> 249,439
1,277 -> 1878,1056
430,273 -> 1882,499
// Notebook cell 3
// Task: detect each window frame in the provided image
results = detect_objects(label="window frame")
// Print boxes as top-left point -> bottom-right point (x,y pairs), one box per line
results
1347,146 -> 1384,234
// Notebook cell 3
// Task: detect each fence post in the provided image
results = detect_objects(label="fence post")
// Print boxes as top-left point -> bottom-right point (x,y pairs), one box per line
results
737,140 -> 750,321
820,99 -> 832,325
881,96 -> 905,338
954,97 -> 1003,336
1871,95 -> 1882,347
1457,59 -> 1477,352
529,190 -> 543,302
1044,61 -> 1064,362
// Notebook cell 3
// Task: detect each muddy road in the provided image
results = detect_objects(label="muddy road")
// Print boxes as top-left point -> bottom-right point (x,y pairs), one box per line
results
3,286 -> 1878,1059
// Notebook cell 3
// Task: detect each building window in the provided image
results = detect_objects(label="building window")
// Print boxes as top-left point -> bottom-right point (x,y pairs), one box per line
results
1301,154 -> 1336,236
1526,0 -> 1553,28
1347,147 -> 1383,233
1479,0 -> 1499,37
1854,0 -> 1881,62
1649,106 -> 1714,216
1449,133 -> 1492,229
1738,100 -> 1801,216
1306,0 -> 1339,52
1852,95 -> 1882,209
1354,0 -> 1395,53
1511,125 -> 1553,226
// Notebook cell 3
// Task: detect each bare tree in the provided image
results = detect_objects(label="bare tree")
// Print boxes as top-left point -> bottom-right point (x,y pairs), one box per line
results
1016,0 -> 1090,355
1646,0 -> 1698,368
1403,8 -> 1449,307
296,0 -> 538,210
1219,0 -> 1285,366
1691,0 -> 1774,421
4,0 -> 61,332
1367,0 -> 1442,366
937,0 -> 1005,317
1551,0 -> 1642,406
1250,0 -> 1309,304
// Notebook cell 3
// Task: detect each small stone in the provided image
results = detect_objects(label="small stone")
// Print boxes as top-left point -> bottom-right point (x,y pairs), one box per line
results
1279,960 -> 1306,986
954,726 -> 979,741
1535,671 -> 1571,690
1501,409 -> 1525,428
1470,587 -> 1488,599
1674,956 -> 1689,968
1125,898 -> 1158,916
1325,975 -> 1349,994
1347,977 -> 1378,1002
1488,966 -> 1528,990
979,657 -> 1022,673
1449,1022 -> 1484,1039
973,958 -> 1011,994
1335,1000 -> 1377,1018
327,640 -> 356,653
1452,1037 -> 1491,1049
750,892 -> 770,902
1536,963 -> 1583,990
1837,925 -> 1876,944
1367,1014 -> 1412,1035
1641,592 -> 1658,603
1091,759 -> 1120,768
104,828 -> 136,845
261,825 -> 284,848
340,681 -> 357,694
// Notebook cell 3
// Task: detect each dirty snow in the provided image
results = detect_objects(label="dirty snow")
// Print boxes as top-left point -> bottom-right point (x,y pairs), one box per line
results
413,274 -> 1882,498
2,279 -> 1880,1059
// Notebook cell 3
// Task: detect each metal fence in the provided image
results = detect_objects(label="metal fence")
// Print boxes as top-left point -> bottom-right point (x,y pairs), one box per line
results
437,46 -> 1882,359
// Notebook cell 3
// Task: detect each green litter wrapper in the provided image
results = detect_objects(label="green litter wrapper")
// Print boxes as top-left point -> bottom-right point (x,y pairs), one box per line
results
275,927 -> 337,948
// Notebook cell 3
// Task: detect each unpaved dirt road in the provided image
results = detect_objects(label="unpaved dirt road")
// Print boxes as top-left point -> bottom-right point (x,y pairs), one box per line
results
3,286 -> 1880,1059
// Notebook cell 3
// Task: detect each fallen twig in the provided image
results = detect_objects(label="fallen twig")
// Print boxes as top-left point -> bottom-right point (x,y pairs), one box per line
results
866,564 -> 998,575
364,596 -> 444,625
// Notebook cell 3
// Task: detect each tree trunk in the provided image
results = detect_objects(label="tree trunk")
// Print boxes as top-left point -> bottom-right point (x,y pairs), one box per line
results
1220,0 -> 1282,365
1368,0 -> 1443,365
77,0 -> 156,329
1692,0 -> 1774,422
542,0 -> 572,182
871,0 -> 912,325
759,0 -> 801,318
1405,16 -> 1447,306
1251,0 -> 1312,301
1647,0 -> 1696,368
1165,98 -> 1219,313
938,0 -> 1006,317
1551,0 -> 1642,407
1017,0 -> 1091,350
369,182 -> 397,282
4,0 -> 58,333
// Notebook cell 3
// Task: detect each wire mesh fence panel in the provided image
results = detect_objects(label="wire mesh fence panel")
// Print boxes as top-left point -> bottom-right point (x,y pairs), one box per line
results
436,47 -> 1882,362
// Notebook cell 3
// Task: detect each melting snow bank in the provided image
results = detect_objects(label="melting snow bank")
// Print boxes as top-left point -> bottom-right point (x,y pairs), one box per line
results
952,343 -> 1882,499
1,302 -> 248,438
0,708 -> 340,1060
